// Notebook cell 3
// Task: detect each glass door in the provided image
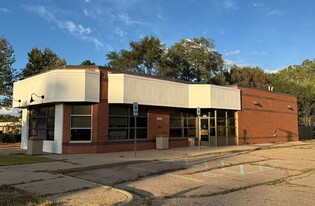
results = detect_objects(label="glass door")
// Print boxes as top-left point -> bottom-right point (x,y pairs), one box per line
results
200,117 -> 210,146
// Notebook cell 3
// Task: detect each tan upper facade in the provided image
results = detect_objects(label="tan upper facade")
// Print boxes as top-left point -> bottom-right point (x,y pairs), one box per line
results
108,73 -> 241,110
13,67 -> 241,110
13,69 -> 100,108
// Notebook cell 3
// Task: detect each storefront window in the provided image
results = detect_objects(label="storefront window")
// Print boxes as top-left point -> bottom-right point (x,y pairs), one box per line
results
71,105 -> 92,141
108,104 -> 147,140
170,109 -> 196,138
28,106 -> 55,140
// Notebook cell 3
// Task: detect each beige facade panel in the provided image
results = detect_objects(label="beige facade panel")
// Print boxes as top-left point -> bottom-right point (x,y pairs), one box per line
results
188,85 -> 212,108
108,73 -> 241,110
211,85 -> 241,110
13,69 -> 100,108
109,74 -> 189,108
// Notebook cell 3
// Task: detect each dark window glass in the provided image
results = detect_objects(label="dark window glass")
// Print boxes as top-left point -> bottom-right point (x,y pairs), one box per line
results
229,127 -> 236,136
217,126 -> 226,136
170,118 -> 182,128
184,128 -> 196,137
72,105 -> 91,115
130,117 -> 147,128
71,129 -> 91,141
130,129 -> 147,139
170,108 -> 196,138
217,110 -> 226,118
186,118 -> 196,128
71,116 -> 91,128
109,104 -> 129,116
170,129 -> 182,137
227,110 -> 234,118
227,118 -> 235,127
170,109 -> 182,117
108,104 -> 147,140
109,117 -> 128,127
210,128 -> 216,136
28,106 -> 55,141
217,118 -> 226,127
70,105 -> 92,141
210,118 -> 215,127
108,129 -> 128,140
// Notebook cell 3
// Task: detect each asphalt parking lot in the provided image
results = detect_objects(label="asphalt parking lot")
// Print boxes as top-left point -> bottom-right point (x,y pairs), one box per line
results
67,142 -> 315,206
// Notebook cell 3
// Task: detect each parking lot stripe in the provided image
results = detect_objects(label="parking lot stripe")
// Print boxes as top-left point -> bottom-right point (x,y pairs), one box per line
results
167,174 -> 204,183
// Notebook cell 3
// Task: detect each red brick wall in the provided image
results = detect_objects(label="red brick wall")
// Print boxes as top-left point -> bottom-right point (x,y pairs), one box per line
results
148,107 -> 170,139
62,69 -> 109,154
236,86 -> 299,145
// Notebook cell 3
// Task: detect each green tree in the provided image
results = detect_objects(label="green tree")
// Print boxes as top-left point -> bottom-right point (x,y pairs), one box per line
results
106,36 -> 165,75
270,59 -> 315,126
21,48 -> 66,78
0,114 -> 19,122
229,65 -> 270,89
159,38 -> 224,83
80,60 -> 96,65
0,36 -> 17,108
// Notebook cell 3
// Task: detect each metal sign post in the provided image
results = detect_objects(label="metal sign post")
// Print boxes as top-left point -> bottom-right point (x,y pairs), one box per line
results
197,107 -> 201,151
133,102 -> 138,158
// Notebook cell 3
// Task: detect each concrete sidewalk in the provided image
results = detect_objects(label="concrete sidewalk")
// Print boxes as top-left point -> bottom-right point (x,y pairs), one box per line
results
0,140 -> 312,205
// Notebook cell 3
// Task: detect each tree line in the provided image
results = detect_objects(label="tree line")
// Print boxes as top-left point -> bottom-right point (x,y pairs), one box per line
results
0,35 -> 314,126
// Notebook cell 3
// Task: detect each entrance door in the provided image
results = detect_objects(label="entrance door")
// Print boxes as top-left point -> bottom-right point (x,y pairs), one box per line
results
200,117 -> 210,146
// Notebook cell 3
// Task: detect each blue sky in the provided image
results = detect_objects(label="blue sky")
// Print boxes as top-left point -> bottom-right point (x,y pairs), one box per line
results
1,0 -> 315,73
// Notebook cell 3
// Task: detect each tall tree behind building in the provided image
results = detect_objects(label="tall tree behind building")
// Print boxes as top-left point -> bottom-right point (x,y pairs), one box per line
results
106,36 -> 165,75
159,37 -> 224,83
228,65 -> 270,89
0,36 -> 18,108
270,59 -> 315,126
21,47 -> 66,78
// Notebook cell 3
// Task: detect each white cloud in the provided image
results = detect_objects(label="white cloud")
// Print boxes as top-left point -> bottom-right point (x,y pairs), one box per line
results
223,0 -> 238,12
118,13 -> 145,25
115,27 -> 126,37
0,8 -> 10,13
225,49 -> 240,56
23,5 -> 103,50
0,108 -> 21,116
265,69 -> 281,73
252,2 -> 264,8
224,59 -> 250,68
59,21 -> 92,35
157,14 -> 163,20
81,36 -> 104,49
252,51 -> 267,55
267,9 -> 283,16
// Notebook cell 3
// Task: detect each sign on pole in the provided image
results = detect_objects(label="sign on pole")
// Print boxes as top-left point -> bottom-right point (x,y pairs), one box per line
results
197,107 -> 201,116
133,102 -> 138,158
133,102 -> 138,116
197,107 -> 201,151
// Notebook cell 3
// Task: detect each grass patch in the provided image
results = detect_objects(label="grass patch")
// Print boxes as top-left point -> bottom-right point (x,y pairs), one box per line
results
0,154 -> 53,166
0,184 -> 53,206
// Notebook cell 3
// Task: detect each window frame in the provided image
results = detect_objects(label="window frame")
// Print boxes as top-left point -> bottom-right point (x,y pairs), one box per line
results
70,105 -> 92,143
170,109 -> 197,138
108,104 -> 148,141
28,105 -> 55,141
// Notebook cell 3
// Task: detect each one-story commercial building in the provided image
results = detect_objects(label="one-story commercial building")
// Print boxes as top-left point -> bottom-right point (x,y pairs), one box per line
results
12,66 -> 299,154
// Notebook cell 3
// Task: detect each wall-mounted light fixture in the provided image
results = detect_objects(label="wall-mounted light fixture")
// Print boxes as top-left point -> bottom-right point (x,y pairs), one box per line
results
12,97 -> 21,103
253,101 -> 260,105
30,93 -> 45,103
287,105 -> 293,110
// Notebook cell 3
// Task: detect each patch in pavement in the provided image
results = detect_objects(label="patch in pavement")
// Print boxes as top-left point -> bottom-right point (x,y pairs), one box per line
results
50,186 -> 131,206
0,171 -> 60,185
69,161 -> 186,186
15,176 -> 96,196
119,162 -> 299,198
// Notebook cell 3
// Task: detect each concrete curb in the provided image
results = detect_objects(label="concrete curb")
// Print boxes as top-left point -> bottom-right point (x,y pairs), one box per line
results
59,174 -> 134,206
